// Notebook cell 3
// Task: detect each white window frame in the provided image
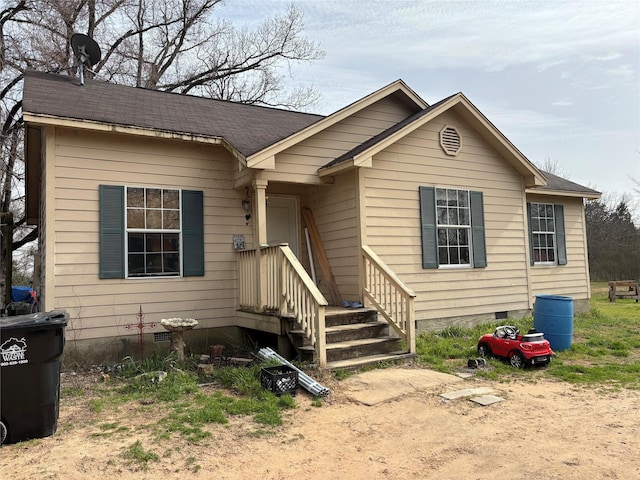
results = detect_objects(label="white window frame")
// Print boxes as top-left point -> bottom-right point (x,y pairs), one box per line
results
530,202 -> 557,265
436,187 -> 472,268
125,186 -> 183,278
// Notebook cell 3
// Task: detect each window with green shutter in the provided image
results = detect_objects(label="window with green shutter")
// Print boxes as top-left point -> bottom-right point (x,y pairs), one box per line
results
527,202 -> 566,266
99,185 -> 204,278
419,187 -> 486,269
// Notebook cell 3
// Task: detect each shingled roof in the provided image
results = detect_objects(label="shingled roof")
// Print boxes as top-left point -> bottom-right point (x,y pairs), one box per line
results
22,70 -> 324,157
538,170 -> 601,197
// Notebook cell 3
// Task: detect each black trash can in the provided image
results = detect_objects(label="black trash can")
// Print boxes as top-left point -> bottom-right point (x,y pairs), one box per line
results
0,310 -> 68,444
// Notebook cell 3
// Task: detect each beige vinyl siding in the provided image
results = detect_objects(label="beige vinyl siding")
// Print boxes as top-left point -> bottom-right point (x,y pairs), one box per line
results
308,171 -> 359,302
45,128 -> 252,341
262,95 -> 417,302
527,194 -> 591,301
363,109 -> 531,323
264,175 -> 359,303
272,96 -> 417,183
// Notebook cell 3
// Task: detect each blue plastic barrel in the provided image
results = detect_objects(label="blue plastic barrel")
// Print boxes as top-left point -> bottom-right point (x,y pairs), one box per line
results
533,294 -> 574,351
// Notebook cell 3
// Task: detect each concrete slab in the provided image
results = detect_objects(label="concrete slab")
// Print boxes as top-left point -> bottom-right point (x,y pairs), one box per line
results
439,386 -> 494,400
341,368 -> 463,406
470,395 -> 504,406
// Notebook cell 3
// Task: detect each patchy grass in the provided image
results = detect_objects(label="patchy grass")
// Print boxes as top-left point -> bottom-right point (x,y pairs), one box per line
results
415,285 -> 639,389
82,362 -> 299,445
60,386 -> 85,399
416,318 -> 536,374
121,440 -> 159,471
332,369 -> 355,381
547,285 -> 640,386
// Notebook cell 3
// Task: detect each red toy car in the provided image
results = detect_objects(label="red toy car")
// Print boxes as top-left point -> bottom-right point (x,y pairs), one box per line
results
477,326 -> 554,368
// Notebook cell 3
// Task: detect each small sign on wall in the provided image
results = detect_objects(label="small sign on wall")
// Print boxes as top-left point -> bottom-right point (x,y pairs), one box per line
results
233,234 -> 245,251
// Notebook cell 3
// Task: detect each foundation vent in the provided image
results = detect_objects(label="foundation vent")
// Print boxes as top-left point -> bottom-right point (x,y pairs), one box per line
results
154,331 -> 172,342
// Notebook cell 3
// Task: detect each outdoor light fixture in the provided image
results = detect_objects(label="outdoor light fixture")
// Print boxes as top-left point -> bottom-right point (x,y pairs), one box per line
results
242,194 -> 251,225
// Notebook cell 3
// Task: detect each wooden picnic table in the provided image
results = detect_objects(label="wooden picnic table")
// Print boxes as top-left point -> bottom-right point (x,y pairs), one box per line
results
608,281 -> 639,302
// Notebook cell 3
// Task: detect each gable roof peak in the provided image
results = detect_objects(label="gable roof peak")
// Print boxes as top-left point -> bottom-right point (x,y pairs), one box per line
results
320,89 -> 547,188
245,77 -> 429,167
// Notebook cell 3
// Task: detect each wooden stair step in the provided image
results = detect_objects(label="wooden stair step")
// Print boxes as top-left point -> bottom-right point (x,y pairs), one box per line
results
326,352 -> 415,370
325,321 -> 387,332
297,338 -> 402,358
326,337 -> 402,362
325,308 -> 378,327
325,321 -> 390,343
325,337 -> 399,351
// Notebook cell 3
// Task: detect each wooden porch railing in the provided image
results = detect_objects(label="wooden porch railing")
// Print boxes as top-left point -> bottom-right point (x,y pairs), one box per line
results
237,248 -> 257,310
237,244 -> 329,367
361,245 -> 416,353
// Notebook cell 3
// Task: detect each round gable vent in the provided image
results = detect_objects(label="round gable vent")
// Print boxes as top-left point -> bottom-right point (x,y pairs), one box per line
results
440,125 -> 461,156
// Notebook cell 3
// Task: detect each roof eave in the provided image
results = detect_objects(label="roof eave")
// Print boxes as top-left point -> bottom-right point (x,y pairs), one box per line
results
318,154 -> 374,177
23,112 -> 247,165
318,159 -> 355,177
525,187 -> 601,200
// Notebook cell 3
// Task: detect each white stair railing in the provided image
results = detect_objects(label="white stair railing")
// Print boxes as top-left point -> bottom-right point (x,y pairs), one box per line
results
237,244 -> 329,367
361,245 -> 416,353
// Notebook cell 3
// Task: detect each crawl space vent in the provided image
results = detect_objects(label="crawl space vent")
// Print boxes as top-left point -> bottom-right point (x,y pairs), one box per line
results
440,125 -> 461,156
154,331 -> 172,342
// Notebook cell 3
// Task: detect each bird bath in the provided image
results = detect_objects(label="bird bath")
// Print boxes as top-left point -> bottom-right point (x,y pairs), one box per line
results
160,318 -> 198,360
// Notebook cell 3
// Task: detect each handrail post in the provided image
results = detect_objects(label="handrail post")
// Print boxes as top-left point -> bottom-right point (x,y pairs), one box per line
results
361,245 -> 416,355
279,247 -> 287,314
407,296 -> 416,353
257,245 -> 268,310
316,305 -> 326,368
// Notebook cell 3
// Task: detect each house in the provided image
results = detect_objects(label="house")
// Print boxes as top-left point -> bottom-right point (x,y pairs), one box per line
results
22,70 -> 600,368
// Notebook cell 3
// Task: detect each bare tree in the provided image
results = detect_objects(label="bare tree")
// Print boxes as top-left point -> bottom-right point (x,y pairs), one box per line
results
535,157 -> 566,177
0,0 -> 324,304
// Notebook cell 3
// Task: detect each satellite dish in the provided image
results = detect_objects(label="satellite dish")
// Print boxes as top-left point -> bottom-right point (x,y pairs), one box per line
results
71,33 -> 101,85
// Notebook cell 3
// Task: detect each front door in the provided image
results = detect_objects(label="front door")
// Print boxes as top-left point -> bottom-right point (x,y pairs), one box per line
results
267,195 -> 299,257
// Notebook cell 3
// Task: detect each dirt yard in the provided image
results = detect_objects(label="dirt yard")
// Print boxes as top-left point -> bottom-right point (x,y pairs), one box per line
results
1,367 -> 638,480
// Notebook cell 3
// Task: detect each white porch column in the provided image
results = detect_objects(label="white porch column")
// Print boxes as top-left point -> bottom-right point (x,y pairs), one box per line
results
253,179 -> 268,309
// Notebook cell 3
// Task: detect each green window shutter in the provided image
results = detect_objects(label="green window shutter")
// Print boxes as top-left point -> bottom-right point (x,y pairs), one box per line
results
470,191 -> 487,268
419,186 -> 438,269
182,190 -> 204,276
99,185 -> 124,279
527,203 -> 534,266
554,204 -> 567,265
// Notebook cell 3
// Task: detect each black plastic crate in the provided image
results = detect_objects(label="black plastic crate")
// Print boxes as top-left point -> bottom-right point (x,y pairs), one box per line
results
260,365 -> 298,396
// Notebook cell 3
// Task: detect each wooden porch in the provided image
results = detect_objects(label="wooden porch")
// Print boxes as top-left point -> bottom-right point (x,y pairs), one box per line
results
236,244 -> 416,369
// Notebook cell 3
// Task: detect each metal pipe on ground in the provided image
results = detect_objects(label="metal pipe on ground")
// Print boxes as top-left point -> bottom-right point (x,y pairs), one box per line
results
257,347 -> 330,397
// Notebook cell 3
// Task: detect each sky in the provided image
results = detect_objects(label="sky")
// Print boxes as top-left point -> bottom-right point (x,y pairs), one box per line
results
218,0 -> 640,207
